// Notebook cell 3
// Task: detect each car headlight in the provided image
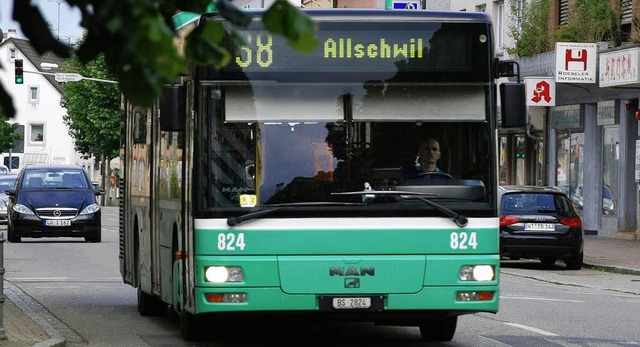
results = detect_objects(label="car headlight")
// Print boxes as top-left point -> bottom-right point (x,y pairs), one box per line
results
12,204 -> 34,215
80,203 -> 100,215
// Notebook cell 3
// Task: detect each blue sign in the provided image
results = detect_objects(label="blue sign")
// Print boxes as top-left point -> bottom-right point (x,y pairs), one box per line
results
392,1 -> 420,9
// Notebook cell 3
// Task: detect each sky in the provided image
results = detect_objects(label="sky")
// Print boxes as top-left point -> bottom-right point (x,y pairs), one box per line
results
0,0 -> 84,45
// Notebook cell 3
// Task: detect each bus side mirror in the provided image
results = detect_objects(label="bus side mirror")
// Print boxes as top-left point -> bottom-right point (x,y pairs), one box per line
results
500,82 -> 526,128
160,85 -> 186,132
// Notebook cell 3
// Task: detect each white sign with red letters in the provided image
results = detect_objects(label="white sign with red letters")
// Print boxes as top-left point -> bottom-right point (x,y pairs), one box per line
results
555,42 -> 597,83
524,77 -> 556,106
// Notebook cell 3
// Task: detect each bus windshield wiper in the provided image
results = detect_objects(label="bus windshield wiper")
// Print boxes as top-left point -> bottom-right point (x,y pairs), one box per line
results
226,202 -> 365,227
332,190 -> 468,228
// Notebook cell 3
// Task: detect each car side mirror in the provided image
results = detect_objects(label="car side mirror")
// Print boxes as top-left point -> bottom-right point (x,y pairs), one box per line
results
5,189 -> 15,197
94,188 -> 105,196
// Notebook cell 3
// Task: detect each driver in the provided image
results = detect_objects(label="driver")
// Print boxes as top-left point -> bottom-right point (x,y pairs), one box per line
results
402,137 -> 451,179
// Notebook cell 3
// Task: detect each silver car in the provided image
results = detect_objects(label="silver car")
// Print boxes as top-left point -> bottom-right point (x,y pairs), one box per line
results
0,174 -> 18,224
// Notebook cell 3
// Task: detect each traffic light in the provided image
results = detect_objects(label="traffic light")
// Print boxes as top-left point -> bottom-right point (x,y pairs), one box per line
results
515,140 -> 525,159
15,59 -> 23,84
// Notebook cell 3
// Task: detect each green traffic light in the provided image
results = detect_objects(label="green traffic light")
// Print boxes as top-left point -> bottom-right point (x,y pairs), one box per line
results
15,59 -> 24,84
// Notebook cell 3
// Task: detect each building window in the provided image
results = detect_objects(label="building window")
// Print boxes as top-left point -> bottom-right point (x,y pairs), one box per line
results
559,0 -> 569,26
30,123 -> 45,144
29,86 -> 39,104
476,4 -> 486,12
495,1 -> 504,48
9,47 -> 16,60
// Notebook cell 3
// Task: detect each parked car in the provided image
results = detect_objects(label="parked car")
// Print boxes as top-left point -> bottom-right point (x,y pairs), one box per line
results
571,185 -> 615,215
0,174 -> 18,224
499,185 -> 584,270
5,164 -> 104,243
0,164 -> 9,175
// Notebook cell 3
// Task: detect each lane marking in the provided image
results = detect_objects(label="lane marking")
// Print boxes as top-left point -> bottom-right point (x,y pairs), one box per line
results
500,295 -> 584,303
504,323 -> 559,337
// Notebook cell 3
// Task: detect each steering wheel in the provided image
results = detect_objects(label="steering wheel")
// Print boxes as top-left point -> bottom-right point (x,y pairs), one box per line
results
415,172 -> 454,179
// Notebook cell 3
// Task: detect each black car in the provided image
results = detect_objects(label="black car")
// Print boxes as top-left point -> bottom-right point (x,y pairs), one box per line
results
499,185 -> 584,270
0,174 -> 18,224
6,164 -> 104,243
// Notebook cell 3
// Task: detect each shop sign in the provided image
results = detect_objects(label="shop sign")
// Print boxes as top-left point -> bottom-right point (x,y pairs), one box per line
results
525,77 -> 555,106
550,105 -> 582,129
597,100 -> 618,126
599,47 -> 640,87
555,42 -> 597,83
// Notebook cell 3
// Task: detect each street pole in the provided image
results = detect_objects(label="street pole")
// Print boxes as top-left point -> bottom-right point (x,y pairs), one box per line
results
0,231 -> 6,340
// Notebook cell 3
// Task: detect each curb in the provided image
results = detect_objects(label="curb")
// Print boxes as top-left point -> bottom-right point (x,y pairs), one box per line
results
582,263 -> 640,276
3,281 -> 66,347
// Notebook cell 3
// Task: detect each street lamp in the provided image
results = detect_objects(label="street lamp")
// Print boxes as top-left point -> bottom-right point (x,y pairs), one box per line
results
40,62 -> 59,70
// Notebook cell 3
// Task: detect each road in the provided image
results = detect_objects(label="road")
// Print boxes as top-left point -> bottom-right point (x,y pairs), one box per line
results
2,207 -> 640,346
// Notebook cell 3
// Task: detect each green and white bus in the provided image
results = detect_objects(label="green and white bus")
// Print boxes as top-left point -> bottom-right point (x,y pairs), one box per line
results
119,9 -> 524,342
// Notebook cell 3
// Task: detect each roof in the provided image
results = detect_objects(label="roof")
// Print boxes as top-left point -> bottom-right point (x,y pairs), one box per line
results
0,37 -> 66,93
499,185 -> 565,195
22,164 -> 84,170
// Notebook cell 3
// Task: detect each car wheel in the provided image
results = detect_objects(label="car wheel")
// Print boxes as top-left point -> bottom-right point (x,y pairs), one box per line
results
7,224 -> 20,243
85,230 -> 101,243
540,257 -> 556,267
419,316 -> 457,342
565,252 -> 583,270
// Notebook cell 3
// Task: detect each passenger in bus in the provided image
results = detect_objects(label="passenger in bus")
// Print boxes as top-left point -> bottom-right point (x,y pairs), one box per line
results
402,137 -> 452,179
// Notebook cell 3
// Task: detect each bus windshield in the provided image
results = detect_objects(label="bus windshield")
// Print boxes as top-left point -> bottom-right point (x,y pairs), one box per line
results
196,82 -> 493,216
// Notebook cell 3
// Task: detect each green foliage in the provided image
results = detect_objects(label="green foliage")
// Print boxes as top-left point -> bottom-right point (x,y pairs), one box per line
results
0,114 -> 22,153
561,0 -> 620,44
0,0 -> 319,118
508,0 -> 553,57
60,53 -> 120,160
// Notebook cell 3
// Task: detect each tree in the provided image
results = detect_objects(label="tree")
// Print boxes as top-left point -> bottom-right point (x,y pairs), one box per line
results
0,114 -> 22,155
554,0 -> 621,46
0,0 -> 318,118
508,0 -> 554,57
60,53 -> 120,161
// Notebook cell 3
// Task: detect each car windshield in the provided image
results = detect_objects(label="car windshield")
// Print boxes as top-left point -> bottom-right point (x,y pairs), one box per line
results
22,169 -> 88,189
501,193 -> 571,214
0,180 -> 15,192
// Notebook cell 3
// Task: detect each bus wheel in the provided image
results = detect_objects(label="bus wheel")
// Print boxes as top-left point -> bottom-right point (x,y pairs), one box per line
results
419,316 -> 457,342
180,309 -> 202,341
137,289 -> 167,316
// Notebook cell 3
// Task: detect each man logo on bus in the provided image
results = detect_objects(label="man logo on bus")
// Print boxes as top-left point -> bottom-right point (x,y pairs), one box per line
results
329,266 -> 375,276
531,81 -> 552,104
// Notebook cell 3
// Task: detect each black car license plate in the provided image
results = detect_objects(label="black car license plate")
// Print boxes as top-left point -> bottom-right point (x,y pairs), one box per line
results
45,219 -> 71,227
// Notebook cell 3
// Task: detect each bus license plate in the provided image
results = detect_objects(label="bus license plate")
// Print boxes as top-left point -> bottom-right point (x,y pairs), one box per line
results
332,297 -> 371,309
45,219 -> 71,227
524,223 -> 554,231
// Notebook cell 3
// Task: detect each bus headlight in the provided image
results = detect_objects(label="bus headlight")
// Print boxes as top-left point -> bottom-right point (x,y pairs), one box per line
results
204,266 -> 244,283
459,265 -> 495,281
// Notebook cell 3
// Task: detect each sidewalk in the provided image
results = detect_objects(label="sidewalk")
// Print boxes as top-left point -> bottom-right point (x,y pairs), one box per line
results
1,235 -> 639,346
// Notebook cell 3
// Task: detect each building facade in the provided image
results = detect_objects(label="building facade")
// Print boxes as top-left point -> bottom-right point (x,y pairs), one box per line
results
0,29 -> 97,179
451,0 -> 640,240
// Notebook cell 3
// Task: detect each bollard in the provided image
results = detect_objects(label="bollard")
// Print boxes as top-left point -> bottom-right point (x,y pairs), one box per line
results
0,230 -> 6,340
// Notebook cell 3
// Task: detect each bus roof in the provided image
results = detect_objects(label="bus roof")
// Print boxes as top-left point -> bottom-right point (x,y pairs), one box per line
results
199,8 -> 492,25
